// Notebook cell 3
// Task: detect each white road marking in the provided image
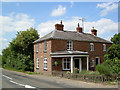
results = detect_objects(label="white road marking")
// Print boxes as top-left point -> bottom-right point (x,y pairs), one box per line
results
10,80 -> 25,87
3,74 -> 36,88
2,75 -> 12,80
10,80 -> 36,88
25,85 -> 36,88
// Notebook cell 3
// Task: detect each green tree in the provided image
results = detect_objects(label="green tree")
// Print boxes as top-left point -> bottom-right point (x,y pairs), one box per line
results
2,27 -> 39,71
111,33 -> 120,44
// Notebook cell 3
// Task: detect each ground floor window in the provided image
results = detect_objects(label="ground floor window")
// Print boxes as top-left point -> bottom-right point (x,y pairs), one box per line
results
44,58 -> 47,70
90,58 -> 94,67
62,58 -> 70,70
36,58 -> 39,69
96,57 -> 100,66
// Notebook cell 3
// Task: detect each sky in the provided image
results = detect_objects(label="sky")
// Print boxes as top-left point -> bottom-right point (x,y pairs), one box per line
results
0,1 -> 118,54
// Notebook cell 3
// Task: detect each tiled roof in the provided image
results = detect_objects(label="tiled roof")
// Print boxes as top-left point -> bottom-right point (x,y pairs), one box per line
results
33,30 -> 112,43
50,50 -> 89,56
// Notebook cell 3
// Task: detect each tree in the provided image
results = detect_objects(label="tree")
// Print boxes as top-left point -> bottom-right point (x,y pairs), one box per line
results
111,33 -> 120,44
2,27 -> 39,71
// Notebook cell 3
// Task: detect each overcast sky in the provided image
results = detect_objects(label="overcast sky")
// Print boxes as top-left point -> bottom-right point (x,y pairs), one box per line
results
0,2 -> 118,54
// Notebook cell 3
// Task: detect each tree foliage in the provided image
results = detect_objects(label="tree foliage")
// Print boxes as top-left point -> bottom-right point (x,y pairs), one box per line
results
2,27 -> 39,71
111,33 -> 120,44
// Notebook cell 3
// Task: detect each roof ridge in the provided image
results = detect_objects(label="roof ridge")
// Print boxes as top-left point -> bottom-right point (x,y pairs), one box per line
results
33,30 -> 112,44
51,30 -> 56,38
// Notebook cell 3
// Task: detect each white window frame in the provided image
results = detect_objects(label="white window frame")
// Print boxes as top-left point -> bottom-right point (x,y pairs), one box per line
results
36,58 -> 39,69
90,58 -> 94,67
36,44 -> 39,52
67,41 -> 73,50
62,58 -> 70,70
103,44 -> 106,51
90,43 -> 94,51
44,41 -> 47,51
43,58 -> 47,70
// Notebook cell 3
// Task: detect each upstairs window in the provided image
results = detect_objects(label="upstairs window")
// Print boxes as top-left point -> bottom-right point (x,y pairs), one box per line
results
90,43 -> 94,51
44,58 -> 47,70
36,58 -> 39,69
44,41 -> 47,51
103,44 -> 106,51
67,41 -> 73,50
90,58 -> 94,67
36,44 -> 39,52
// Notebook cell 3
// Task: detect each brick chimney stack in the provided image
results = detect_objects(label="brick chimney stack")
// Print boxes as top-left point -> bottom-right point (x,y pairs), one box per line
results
55,20 -> 64,31
76,23 -> 83,33
91,27 -> 97,36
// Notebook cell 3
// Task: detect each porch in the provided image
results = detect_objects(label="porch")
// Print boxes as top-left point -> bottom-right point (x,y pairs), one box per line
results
50,50 -> 89,73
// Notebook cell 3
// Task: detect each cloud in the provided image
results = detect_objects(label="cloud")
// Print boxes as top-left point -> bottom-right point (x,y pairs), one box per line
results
97,2 -> 118,16
51,5 -> 66,17
37,18 -> 117,41
0,13 -> 35,35
0,38 -> 9,54
0,13 -> 35,54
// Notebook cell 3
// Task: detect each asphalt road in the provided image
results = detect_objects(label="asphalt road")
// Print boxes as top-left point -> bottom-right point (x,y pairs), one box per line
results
2,69 -> 75,89
2,69 -> 119,90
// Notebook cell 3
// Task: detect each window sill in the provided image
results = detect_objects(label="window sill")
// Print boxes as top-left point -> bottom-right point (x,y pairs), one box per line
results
63,69 -> 70,71
67,49 -> 73,51
43,50 -> 47,53
43,68 -> 48,71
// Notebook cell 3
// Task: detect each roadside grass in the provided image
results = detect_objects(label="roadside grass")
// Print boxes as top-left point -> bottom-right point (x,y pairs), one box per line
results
3,67 -> 42,75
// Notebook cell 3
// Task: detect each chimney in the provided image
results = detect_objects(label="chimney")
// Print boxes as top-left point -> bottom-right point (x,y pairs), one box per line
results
76,23 -> 83,33
55,20 -> 64,31
91,27 -> 97,36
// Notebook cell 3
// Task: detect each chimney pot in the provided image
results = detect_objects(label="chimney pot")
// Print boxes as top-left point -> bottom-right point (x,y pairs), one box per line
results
55,20 -> 64,31
76,23 -> 83,33
60,20 -> 62,24
91,27 -> 97,36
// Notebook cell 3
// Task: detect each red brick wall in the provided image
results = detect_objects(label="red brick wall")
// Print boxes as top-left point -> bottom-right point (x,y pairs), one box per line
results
34,40 -> 52,75
52,57 -> 63,71
51,39 -> 67,52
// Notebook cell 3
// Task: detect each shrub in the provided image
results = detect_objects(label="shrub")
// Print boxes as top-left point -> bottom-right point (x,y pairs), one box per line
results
89,71 -> 100,75
96,62 -> 112,75
74,68 -> 79,73
66,71 -> 71,75
80,70 -> 90,75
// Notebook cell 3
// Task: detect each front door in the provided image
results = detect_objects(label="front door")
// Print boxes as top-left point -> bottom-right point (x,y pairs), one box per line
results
74,59 -> 79,69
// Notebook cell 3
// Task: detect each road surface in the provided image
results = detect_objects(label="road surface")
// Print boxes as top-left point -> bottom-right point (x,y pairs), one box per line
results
2,69 -> 118,90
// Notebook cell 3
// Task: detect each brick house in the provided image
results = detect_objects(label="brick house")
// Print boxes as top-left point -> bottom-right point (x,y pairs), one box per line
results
33,21 -> 112,75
